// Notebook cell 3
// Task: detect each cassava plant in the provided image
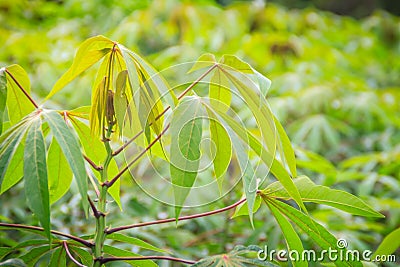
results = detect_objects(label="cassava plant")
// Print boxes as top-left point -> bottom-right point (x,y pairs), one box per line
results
0,36 -> 384,267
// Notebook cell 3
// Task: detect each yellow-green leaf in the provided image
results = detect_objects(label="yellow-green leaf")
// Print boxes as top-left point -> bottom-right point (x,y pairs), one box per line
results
0,68 -> 6,135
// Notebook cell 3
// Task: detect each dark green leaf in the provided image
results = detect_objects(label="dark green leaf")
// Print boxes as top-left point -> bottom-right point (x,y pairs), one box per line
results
103,245 -> 157,267
24,118 -> 51,239
19,245 -> 50,266
108,233 -> 168,253
49,247 -> 66,267
0,258 -> 27,267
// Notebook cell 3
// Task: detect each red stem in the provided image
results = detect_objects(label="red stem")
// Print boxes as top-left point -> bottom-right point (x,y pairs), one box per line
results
0,222 -> 93,247
5,69 -> 39,109
63,241 -> 87,267
84,155 -> 103,171
100,255 -> 195,265
106,198 -> 246,234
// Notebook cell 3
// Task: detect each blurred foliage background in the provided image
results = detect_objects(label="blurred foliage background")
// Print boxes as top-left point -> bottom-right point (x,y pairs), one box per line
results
0,0 -> 399,266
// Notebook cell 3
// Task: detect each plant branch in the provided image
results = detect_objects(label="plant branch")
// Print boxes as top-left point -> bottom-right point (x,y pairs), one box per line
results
99,255 -> 196,265
5,69 -> 39,109
84,155 -> 103,171
106,197 -> 246,234
104,124 -> 170,188
63,241 -> 88,267
0,222 -> 93,247
112,63 -> 217,156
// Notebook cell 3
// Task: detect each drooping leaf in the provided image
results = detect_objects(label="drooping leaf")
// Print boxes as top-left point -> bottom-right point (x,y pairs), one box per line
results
47,139 -> 73,204
107,233 -> 168,253
19,245 -> 50,266
372,227 -> 400,258
264,200 -> 307,267
0,258 -> 27,267
273,115 -> 297,177
89,76 -> 107,137
0,68 -> 7,135
43,110 -> 88,214
49,246 -> 66,267
114,70 -> 130,135
24,118 -> 51,239
103,245 -> 157,267
192,245 -> 278,267
67,106 -> 91,120
69,246 -> 93,266
46,35 -> 113,100
264,197 -> 362,267
170,96 -> 204,219
265,176 -> 383,218
5,65 -> 35,125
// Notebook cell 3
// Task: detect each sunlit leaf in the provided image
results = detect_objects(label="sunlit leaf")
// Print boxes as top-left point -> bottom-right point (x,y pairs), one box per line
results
43,110 -> 88,215
46,35 -> 113,100
220,55 -> 253,73
114,70 -> 130,135
0,69 -> 6,135
5,65 -> 35,124
265,176 -> 383,218
232,195 -> 262,218
188,53 -> 217,73
47,139 -> 73,204
170,96 -> 204,219
209,68 -> 231,112
24,117 -> 51,239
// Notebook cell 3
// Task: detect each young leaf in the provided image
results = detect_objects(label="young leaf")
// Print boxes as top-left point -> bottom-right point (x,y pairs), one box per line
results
264,198 -> 362,267
49,246 -> 66,267
265,176 -> 383,218
47,139 -> 73,204
209,69 -> 231,113
220,55 -> 254,74
45,35 -> 113,100
372,227 -> 400,258
114,70 -> 130,135
232,195 -> 262,218
5,65 -> 35,124
24,118 -> 51,239
188,53 -> 217,73
43,110 -> 88,214
264,200 -> 307,267
170,96 -> 204,218
107,233 -> 168,253
0,69 -> 6,135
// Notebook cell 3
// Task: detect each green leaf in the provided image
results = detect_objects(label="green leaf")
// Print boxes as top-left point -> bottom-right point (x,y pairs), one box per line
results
69,246 -> 93,266
0,248 -> 13,261
1,139 -> 24,194
0,122 -> 29,191
208,112 -> 232,179
273,115 -> 297,177
14,239 -> 50,249
24,118 -> 51,239
192,245 -> 278,267
46,35 -> 113,100
264,200 -> 307,267
69,117 -> 121,209
0,258 -> 27,267
0,225 -> 47,238
220,55 -> 253,73
169,97 -> 204,218
49,247 -> 66,267
209,69 -> 231,113
0,69 -> 7,135
107,233 -> 168,253
47,139 -> 73,204
264,198 -> 362,267
43,110 -> 88,215
188,53 -> 217,73
114,70 -> 130,135
19,245 -> 50,266
232,195 -> 262,218
103,245 -> 157,267
265,176 -> 383,218
373,227 -> 400,258
5,65 -> 35,124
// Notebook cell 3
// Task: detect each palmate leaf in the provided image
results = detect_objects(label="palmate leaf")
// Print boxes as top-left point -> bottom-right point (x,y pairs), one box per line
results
0,68 -> 6,135
43,110 -> 88,215
264,175 -> 383,218
4,65 -> 35,125
170,96 -> 204,219
263,197 -> 362,267
23,117 -> 51,239
192,245 -> 278,267
45,35 -> 113,100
